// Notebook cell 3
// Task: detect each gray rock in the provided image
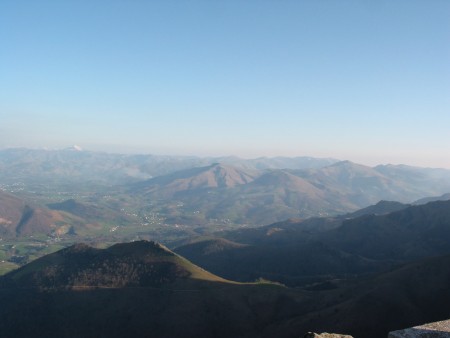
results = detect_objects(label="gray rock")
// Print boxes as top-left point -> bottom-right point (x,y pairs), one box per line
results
303,333 -> 353,338
389,319 -> 450,337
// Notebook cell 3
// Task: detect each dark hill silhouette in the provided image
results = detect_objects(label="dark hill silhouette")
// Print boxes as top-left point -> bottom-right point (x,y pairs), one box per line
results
176,200 -> 450,286
175,237 -> 385,286
285,254 -> 450,338
221,200 -> 409,247
2,240 -> 450,338
2,241 -> 226,289
343,200 -> 409,218
328,200 -> 450,261
0,240 -> 315,338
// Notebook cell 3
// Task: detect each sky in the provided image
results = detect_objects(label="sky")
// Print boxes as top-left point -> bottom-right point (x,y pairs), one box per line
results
1,0 -> 449,168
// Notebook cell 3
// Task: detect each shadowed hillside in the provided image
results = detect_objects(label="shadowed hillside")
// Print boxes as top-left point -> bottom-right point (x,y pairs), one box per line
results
328,200 -> 450,261
1,240 -> 227,289
283,254 -> 450,338
2,240 -> 450,338
176,200 -> 450,286
0,240 -> 315,338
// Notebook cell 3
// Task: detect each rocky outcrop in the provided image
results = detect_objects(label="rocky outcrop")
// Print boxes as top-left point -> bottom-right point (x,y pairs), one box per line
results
388,319 -> 450,337
303,333 -> 353,338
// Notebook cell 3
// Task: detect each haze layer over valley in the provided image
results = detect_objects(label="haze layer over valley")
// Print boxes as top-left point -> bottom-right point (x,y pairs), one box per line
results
1,147 -> 450,276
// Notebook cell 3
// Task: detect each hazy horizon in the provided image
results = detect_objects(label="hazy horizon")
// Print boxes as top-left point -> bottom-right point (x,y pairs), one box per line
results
1,1 -> 449,168
3,144 -> 450,170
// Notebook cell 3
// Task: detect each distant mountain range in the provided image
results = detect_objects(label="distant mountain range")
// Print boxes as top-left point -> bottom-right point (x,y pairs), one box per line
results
2,147 -> 450,226
0,147 -> 338,184
131,160 -> 450,224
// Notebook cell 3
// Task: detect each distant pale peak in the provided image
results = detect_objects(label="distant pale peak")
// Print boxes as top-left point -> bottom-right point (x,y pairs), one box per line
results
66,145 -> 83,152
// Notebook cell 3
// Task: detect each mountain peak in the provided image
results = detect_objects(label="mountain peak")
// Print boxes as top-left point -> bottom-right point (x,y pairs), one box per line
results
133,163 -> 260,197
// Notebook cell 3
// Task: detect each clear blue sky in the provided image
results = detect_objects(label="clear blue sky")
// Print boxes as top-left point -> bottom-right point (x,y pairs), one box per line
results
1,0 -> 449,167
